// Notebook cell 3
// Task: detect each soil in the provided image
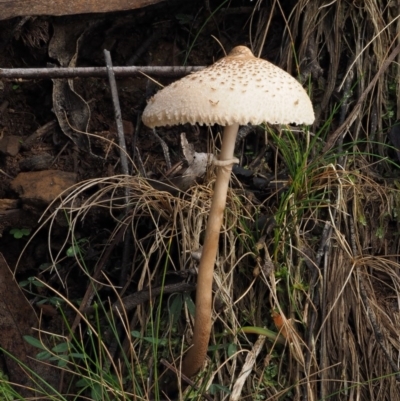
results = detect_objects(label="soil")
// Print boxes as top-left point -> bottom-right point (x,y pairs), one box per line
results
0,0 -> 278,272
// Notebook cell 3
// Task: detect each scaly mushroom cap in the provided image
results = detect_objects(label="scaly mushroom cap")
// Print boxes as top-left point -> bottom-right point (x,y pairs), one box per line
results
142,46 -> 314,128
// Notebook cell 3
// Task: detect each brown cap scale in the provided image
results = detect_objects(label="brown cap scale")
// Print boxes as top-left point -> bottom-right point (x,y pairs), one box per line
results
142,46 -> 315,380
142,46 -> 314,127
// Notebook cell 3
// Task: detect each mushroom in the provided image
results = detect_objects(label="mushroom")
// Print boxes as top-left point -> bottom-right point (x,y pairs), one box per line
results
142,45 -> 315,377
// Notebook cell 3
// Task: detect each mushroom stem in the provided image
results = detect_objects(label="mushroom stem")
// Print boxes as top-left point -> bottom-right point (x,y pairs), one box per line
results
181,123 -> 239,378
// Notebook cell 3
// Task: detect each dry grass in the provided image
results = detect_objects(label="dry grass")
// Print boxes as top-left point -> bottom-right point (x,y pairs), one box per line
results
246,1 -> 400,400
9,1 -> 400,400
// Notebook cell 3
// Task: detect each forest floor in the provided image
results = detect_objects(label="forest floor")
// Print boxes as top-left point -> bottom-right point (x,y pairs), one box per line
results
1,1 -> 400,400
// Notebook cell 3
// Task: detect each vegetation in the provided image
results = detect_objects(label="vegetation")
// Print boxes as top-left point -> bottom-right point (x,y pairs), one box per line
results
2,1 -> 400,400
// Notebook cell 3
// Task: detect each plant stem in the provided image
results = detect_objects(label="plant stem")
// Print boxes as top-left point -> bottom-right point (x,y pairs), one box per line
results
181,123 -> 239,378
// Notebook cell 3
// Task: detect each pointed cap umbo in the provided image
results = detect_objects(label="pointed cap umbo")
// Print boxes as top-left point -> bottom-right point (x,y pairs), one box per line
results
142,46 -> 314,128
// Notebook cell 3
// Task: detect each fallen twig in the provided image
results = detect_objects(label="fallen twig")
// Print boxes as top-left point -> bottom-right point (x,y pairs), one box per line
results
104,49 -> 132,288
21,120 -> 57,150
0,65 -> 205,80
104,50 -> 130,178
80,282 -> 196,314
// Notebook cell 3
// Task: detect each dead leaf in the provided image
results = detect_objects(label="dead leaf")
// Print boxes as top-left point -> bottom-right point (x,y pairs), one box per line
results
49,20 -> 92,153
167,132 -> 213,190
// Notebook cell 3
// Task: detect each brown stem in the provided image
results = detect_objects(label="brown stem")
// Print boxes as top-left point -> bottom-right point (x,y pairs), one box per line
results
181,123 -> 239,378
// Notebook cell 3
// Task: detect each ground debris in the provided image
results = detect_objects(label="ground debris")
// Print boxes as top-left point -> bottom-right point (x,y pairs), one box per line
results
11,170 -> 77,205
19,152 -> 53,171
0,198 -> 18,210
0,135 -> 22,156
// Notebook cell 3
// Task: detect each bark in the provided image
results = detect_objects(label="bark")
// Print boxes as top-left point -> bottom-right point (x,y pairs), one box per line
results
0,0 -> 166,20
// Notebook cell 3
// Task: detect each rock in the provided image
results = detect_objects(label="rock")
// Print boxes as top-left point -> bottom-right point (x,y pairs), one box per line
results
10,170 -> 77,205
19,153 -> 54,171
0,136 -> 22,156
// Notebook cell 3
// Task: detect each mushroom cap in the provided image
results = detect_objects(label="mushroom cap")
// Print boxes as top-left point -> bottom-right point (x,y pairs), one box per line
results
142,46 -> 314,128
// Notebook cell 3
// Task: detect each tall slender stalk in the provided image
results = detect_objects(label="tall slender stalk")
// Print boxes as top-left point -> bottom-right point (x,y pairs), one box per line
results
181,123 -> 239,377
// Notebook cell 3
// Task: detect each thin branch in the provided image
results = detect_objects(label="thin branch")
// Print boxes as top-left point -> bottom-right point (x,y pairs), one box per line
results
21,120 -> 57,150
104,50 -> 129,179
104,49 -> 132,290
0,65 -> 205,80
